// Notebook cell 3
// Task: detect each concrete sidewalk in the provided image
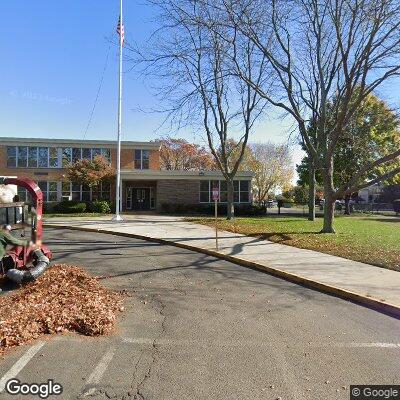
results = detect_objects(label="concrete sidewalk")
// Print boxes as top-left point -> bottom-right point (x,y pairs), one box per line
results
45,214 -> 400,314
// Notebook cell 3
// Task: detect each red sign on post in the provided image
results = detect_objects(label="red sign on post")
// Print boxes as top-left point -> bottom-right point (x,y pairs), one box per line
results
212,187 -> 220,201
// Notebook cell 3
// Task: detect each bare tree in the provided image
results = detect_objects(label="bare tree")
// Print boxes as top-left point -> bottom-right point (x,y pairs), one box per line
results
249,142 -> 294,203
130,0 -> 268,219
223,0 -> 400,232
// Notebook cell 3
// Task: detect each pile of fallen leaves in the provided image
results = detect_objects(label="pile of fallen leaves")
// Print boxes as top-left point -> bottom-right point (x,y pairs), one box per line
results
0,265 -> 124,353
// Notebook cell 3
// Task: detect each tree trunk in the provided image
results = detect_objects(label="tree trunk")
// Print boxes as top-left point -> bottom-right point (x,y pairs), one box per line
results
344,195 -> 351,215
322,188 -> 336,233
321,157 -> 336,233
308,160 -> 316,221
226,179 -> 235,220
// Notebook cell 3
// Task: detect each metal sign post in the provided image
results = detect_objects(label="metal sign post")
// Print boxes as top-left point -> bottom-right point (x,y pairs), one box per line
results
212,187 -> 219,251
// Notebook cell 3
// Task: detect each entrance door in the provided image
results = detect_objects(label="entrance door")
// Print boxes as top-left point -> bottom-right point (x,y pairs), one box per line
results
126,187 -> 133,210
132,188 -> 151,210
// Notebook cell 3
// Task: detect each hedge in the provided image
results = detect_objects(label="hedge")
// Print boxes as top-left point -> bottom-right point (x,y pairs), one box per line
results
89,200 -> 112,214
52,201 -> 87,214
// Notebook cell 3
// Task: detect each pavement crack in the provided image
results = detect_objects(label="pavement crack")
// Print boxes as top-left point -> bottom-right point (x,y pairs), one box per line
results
130,294 -> 167,400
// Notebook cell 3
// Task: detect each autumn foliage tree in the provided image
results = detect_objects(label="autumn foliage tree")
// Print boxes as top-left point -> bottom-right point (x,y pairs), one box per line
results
249,143 -> 293,203
219,140 -> 294,203
218,139 -> 255,172
298,92 -> 400,215
65,155 -> 115,200
159,136 -> 215,171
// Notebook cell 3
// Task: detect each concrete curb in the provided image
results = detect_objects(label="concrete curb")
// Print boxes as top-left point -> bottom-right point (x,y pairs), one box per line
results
46,223 -> 400,319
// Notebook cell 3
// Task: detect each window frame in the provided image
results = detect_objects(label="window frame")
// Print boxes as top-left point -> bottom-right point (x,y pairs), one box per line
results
200,180 -> 210,203
37,181 -> 60,202
7,146 -> 62,169
199,180 -> 251,204
49,147 -> 59,168
134,149 -> 150,170
60,181 -> 111,202
28,147 -> 38,168
7,146 -> 17,167
17,146 -> 28,168
100,148 -> 111,162
38,147 -> 49,168
72,148 -> 82,163
82,148 -> 92,160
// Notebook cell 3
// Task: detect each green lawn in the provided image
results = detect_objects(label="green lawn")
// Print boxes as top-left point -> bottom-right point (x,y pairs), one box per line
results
186,214 -> 400,271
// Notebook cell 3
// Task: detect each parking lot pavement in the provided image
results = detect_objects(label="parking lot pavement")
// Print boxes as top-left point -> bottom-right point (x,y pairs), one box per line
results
46,214 -> 400,309
0,228 -> 399,399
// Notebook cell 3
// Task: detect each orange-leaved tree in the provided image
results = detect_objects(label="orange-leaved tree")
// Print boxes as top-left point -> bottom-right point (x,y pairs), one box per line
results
65,155 -> 115,201
159,136 -> 215,171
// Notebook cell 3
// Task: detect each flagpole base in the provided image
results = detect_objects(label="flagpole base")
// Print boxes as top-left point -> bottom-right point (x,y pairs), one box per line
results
111,214 -> 123,222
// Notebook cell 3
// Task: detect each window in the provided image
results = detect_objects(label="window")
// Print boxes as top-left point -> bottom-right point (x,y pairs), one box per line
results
62,181 -> 71,199
38,147 -> 49,167
92,148 -> 101,159
71,182 -> 81,201
49,148 -> 59,168
6,146 -> 111,169
240,181 -> 250,203
199,180 -> 251,203
200,181 -> 210,203
62,182 -> 99,202
38,181 -> 59,202
134,150 -> 142,169
99,181 -> 111,201
17,147 -> 27,167
17,187 -> 28,202
6,146 -> 60,169
38,182 -> 48,201
234,180 -> 240,202
28,147 -> 38,167
142,150 -> 150,169
62,182 -> 75,201
72,148 -> 81,163
7,147 -> 16,167
134,149 -> 150,169
62,148 -> 72,167
220,180 -> 227,202
101,148 -> 111,162
48,182 -> 58,201
82,148 -> 91,160
60,181 -> 111,202
16,187 -> 32,203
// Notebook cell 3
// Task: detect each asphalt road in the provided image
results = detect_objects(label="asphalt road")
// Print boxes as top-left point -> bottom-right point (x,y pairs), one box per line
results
1,228 -> 399,400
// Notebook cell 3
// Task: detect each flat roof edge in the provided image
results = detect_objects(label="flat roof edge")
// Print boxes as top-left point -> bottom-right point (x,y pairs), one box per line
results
0,137 -> 161,149
121,170 -> 254,179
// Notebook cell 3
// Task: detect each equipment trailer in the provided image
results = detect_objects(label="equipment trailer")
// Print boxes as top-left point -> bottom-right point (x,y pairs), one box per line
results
0,177 -> 52,283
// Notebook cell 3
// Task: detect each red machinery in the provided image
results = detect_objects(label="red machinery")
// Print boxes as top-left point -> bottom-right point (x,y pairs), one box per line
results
0,177 -> 52,283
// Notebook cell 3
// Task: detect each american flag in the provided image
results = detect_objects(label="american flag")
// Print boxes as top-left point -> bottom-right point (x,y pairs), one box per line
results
116,16 -> 125,45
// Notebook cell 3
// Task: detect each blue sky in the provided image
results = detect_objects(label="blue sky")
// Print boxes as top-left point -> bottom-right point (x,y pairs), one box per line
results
1,1 -> 399,177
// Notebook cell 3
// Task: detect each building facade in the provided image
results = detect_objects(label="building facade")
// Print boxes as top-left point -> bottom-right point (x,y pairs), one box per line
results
358,183 -> 384,203
0,137 -> 253,211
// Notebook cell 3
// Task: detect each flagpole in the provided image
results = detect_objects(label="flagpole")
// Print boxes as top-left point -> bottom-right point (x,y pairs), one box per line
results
112,0 -> 123,221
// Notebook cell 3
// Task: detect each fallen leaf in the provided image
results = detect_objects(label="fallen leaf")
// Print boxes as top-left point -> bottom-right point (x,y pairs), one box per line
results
0,264 -> 125,354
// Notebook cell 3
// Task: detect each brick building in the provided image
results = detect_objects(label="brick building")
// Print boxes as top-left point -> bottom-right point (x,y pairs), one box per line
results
0,137 -> 253,211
